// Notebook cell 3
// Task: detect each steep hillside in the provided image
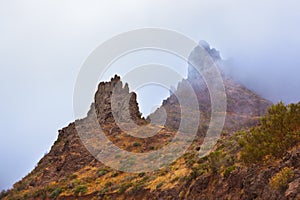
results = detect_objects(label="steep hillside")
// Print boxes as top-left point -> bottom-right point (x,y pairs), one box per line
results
1,74 -> 282,200
3,43 -> 285,200
3,96 -> 300,199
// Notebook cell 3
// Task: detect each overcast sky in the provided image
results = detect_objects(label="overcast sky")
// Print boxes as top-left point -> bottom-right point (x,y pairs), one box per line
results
1,0 -> 300,190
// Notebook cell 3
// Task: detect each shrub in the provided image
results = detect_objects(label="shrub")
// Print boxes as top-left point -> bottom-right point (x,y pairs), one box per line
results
69,174 -> 78,179
189,164 -> 204,178
97,168 -> 109,177
138,172 -> 146,177
99,187 -> 109,195
16,182 -> 27,191
269,167 -> 294,191
32,188 -> 47,198
128,181 -> 145,194
50,188 -> 62,199
111,172 -> 119,177
208,150 -> 224,173
156,182 -> 164,189
239,102 -> 300,164
223,166 -> 237,177
171,176 -> 180,183
118,182 -> 132,194
133,142 -> 141,147
105,182 -> 113,188
74,185 -> 88,196
186,157 -> 197,168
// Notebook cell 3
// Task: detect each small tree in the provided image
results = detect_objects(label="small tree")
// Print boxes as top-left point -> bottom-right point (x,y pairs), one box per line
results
239,102 -> 300,164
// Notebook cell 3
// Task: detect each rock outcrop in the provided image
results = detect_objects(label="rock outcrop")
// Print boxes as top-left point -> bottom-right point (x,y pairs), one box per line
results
92,75 -> 144,125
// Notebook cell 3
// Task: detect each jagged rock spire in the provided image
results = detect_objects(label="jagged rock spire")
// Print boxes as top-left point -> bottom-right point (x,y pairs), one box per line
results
91,75 -> 143,125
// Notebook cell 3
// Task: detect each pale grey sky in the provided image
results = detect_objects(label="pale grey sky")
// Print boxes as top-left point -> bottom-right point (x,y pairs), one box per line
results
1,0 -> 300,190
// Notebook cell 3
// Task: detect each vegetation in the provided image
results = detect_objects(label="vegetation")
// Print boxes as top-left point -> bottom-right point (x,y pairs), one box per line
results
207,149 -> 235,175
208,150 -> 225,173
223,165 -> 237,178
118,182 -> 132,194
156,182 -> 164,189
50,188 -> 62,199
32,188 -> 47,199
239,102 -> 300,164
97,168 -> 110,177
269,167 -> 294,191
74,185 -> 88,196
128,180 -> 145,194
111,172 -> 119,177
133,142 -> 141,147
4,100 -> 300,199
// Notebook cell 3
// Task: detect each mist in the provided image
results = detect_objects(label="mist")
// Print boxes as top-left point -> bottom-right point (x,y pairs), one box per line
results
1,0 -> 300,190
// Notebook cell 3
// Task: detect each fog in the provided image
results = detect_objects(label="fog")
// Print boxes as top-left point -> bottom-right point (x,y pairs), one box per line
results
1,0 -> 300,190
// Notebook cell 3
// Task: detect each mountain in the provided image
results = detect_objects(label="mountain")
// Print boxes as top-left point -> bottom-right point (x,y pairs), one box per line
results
150,41 -> 271,134
4,43 -> 300,200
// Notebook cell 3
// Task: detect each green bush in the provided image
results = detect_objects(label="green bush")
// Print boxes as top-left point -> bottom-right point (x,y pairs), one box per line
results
270,167 -> 294,191
16,182 -> 27,191
223,166 -> 237,177
156,182 -> 164,189
208,150 -> 225,173
111,172 -> 119,177
50,188 -> 62,199
118,182 -> 132,194
99,187 -> 109,195
32,188 -> 47,198
184,153 -> 198,168
133,142 -> 141,147
74,185 -> 87,196
138,172 -> 146,177
97,168 -> 109,177
128,181 -> 145,194
239,102 -> 300,164
68,174 -> 78,180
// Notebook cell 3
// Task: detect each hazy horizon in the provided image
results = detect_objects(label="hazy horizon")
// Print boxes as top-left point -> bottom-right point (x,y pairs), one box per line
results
1,0 -> 300,190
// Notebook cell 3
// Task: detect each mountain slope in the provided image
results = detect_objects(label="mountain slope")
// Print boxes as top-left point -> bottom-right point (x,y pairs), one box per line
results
3,44 -> 286,200
3,97 -> 300,200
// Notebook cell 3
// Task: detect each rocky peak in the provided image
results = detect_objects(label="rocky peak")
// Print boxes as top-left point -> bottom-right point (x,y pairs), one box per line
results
151,41 -> 272,133
187,40 -> 221,82
198,40 -> 221,61
90,75 -> 144,125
